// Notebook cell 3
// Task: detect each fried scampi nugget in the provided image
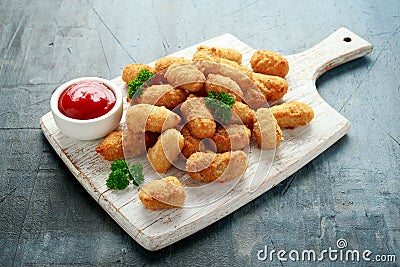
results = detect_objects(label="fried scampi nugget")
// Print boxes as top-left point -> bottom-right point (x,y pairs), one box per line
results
249,72 -> 288,101
192,51 -> 252,76
196,62 -> 266,109
205,74 -> 243,101
186,151 -> 248,182
139,176 -> 186,210
136,84 -> 187,109
180,96 -> 216,139
154,57 -> 192,72
212,125 -> 251,153
126,104 -> 181,133
250,50 -> 289,78
253,108 -> 284,149
96,131 -> 125,161
196,45 -> 242,64
165,64 -> 206,93
180,125 -> 205,159
230,101 -> 257,129
122,64 -> 155,83
147,129 -> 184,173
96,131 -> 159,160
270,101 -> 314,128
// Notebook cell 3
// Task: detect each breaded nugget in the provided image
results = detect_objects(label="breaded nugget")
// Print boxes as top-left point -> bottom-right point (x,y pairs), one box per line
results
186,150 -> 248,182
253,108 -> 284,149
205,74 -> 243,101
139,176 -> 186,210
196,45 -> 242,64
230,101 -> 257,129
122,130 -> 147,158
196,62 -> 266,109
122,64 -> 155,83
96,131 -> 125,161
249,72 -> 288,101
136,84 -> 187,109
192,51 -> 252,76
165,64 -> 206,93
180,96 -> 216,138
147,129 -> 185,173
212,124 -> 251,152
96,130 -> 159,161
180,125 -> 204,159
126,104 -> 181,133
154,57 -> 192,72
250,50 -> 289,78
270,101 -> 314,128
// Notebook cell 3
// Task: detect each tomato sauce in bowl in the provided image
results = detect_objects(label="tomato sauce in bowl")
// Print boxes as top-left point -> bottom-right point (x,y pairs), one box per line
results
58,81 -> 116,120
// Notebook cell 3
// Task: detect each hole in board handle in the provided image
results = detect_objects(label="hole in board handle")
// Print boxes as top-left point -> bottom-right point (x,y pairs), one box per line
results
343,37 -> 352,42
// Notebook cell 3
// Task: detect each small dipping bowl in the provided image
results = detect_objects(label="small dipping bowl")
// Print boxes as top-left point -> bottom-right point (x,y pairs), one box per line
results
50,77 -> 123,140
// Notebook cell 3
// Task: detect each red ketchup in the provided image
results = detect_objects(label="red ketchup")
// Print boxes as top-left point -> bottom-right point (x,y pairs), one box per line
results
58,81 -> 116,120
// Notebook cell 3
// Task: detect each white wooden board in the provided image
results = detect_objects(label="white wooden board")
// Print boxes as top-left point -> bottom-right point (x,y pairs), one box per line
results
40,28 -> 372,250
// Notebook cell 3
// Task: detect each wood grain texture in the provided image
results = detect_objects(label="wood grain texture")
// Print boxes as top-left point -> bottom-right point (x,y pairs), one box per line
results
40,29 -> 372,250
1,0 -> 399,265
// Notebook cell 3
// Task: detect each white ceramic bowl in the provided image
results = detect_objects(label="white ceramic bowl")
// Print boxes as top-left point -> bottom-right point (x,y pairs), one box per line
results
50,77 -> 123,140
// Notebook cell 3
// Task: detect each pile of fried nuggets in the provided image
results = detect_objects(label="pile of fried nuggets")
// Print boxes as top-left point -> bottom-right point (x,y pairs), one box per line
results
96,45 -> 314,210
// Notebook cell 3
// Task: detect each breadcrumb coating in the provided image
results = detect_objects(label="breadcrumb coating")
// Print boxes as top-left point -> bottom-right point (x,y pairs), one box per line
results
212,124 -> 251,152
122,64 -> 155,83
253,108 -> 284,149
139,176 -> 186,210
270,101 -> 314,128
250,50 -> 289,78
249,72 -> 288,101
126,104 -> 181,133
186,151 -> 248,182
147,129 -> 184,173
196,45 -> 242,64
154,57 -> 191,72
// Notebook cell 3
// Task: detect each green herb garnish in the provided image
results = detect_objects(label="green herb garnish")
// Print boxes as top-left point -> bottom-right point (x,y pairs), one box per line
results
106,160 -> 144,190
205,91 -> 235,124
127,69 -> 154,99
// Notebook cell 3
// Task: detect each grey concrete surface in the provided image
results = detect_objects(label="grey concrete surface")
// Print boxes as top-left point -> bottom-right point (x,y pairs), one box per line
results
0,0 -> 399,266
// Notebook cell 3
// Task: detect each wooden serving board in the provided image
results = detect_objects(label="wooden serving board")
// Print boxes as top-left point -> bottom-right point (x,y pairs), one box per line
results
40,28 -> 372,250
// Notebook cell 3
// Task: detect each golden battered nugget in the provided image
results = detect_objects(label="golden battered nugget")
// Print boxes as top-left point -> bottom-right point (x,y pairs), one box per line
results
165,64 -> 206,93
136,84 -> 187,109
192,51 -> 252,76
139,176 -> 186,210
230,101 -> 257,129
147,129 -> 184,173
154,57 -> 192,72
212,124 -> 251,153
186,150 -> 248,182
205,74 -> 243,101
180,125 -> 205,159
249,72 -> 288,101
250,50 -> 289,78
253,108 -> 284,149
126,104 -> 181,133
180,96 -> 216,139
96,130 -> 159,161
196,61 -> 266,109
96,131 -> 125,161
122,64 -> 155,83
270,101 -> 314,128
196,45 -> 242,64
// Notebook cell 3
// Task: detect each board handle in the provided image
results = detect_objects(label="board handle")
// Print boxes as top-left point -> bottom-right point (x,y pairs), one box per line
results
287,27 -> 373,82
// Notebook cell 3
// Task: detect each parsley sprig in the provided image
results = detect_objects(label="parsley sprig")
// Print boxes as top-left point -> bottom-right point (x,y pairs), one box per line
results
205,92 -> 235,124
106,160 -> 144,190
127,69 -> 154,99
